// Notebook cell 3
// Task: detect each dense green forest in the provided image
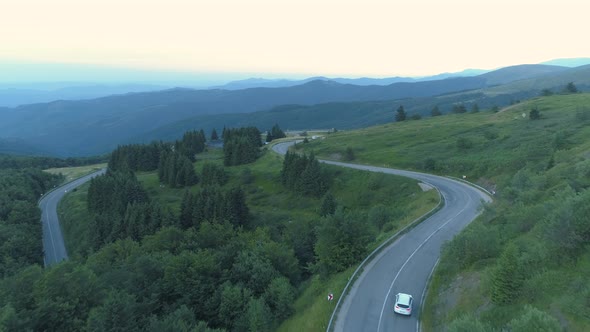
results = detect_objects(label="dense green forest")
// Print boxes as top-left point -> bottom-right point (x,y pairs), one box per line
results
0,167 -> 63,277
298,92 -> 590,331
0,154 -> 108,170
0,125 -> 432,331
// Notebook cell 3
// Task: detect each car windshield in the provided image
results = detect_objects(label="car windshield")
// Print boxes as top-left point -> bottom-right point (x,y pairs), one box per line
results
397,303 -> 409,309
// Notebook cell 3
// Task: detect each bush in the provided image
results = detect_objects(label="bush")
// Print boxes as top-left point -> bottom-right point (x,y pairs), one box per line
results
457,137 -> 473,150
448,314 -> 494,332
368,205 -> 390,230
343,147 -> 355,161
563,82 -> 578,94
319,192 -> 336,216
508,305 -> 561,332
314,208 -> 375,276
439,221 -> 500,275
529,108 -> 541,120
423,158 -> 436,171
483,131 -> 499,140
452,104 -> 468,113
367,173 -> 385,190
240,168 -> 255,185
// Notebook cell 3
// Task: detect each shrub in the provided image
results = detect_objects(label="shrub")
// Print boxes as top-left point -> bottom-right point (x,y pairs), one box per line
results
368,205 -> 390,230
343,147 -> 355,161
508,305 -> 561,332
457,137 -> 473,150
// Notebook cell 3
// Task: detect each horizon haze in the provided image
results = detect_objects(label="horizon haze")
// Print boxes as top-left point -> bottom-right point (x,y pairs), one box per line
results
2,0 -> 589,82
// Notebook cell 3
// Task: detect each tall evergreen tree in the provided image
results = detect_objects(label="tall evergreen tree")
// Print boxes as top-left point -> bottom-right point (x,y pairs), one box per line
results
564,81 -> 578,94
395,105 -> 406,122
268,124 -> 286,142
319,192 -> 337,216
452,103 -> 467,113
211,128 -> 219,141
492,244 -> 523,304
201,163 -> 228,186
179,191 -> 194,229
225,187 -> 249,227
431,105 -> 442,117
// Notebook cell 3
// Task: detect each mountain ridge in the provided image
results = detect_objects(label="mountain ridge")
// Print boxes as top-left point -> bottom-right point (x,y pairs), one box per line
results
1,63 -> 589,157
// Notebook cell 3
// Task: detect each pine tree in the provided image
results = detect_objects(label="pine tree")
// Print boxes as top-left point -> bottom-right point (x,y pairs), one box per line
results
453,104 -> 467,113
177,156 -> 198,187
564,82 -> 578,94
166,153 -> 177,186
395,105 -> 406,122
225,187 -> 249,226
492,244 -> 523,304
319,192 -> 337,216
297,157 -> 326,197
222,127 -> 262,166
431,105 -> 442,117
179,191 -> 194,229
211,128 -> 219,141
157,150 -> 167,181
270,124 -> 286,140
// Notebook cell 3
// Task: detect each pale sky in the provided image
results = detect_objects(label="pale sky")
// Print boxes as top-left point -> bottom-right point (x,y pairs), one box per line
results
1,0 -> 589,78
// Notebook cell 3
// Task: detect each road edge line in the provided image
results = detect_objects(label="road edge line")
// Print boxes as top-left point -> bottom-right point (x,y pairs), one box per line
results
326,183 -> 444,332
417,258 -> 440,332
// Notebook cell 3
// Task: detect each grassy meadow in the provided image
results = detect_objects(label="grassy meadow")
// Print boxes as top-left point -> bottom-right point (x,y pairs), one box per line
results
299,93 -> 590,191
44,163 -> 107,184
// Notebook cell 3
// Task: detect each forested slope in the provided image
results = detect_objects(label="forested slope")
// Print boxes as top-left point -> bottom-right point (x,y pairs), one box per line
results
1,126 -> 435,331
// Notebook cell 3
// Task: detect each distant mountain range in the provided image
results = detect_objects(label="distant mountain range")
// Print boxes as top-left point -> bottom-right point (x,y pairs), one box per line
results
0,69 -> 492,108
541,57 -> 590,67
211,68 -> 491,90
1,58 -> 586,107
0,83 -> 168,107
0,62 -> 588,157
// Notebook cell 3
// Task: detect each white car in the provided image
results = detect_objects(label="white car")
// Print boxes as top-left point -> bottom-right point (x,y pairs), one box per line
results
394,293 -> 413,316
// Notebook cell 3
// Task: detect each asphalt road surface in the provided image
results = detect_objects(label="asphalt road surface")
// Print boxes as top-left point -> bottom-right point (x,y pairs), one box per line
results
272,142 -> 492,332
39,168 -> 106,266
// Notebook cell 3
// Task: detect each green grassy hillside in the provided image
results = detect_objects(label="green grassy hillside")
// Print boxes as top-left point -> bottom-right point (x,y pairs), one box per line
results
300,93 -> 590,186
297,93 -> 590,331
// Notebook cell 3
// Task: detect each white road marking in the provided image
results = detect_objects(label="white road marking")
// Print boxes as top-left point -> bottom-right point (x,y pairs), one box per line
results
376,193 -> 472,332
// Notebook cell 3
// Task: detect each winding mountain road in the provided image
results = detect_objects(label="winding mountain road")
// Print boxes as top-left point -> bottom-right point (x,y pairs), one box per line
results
39,168 -> 106,266
272,142 -> 492,332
